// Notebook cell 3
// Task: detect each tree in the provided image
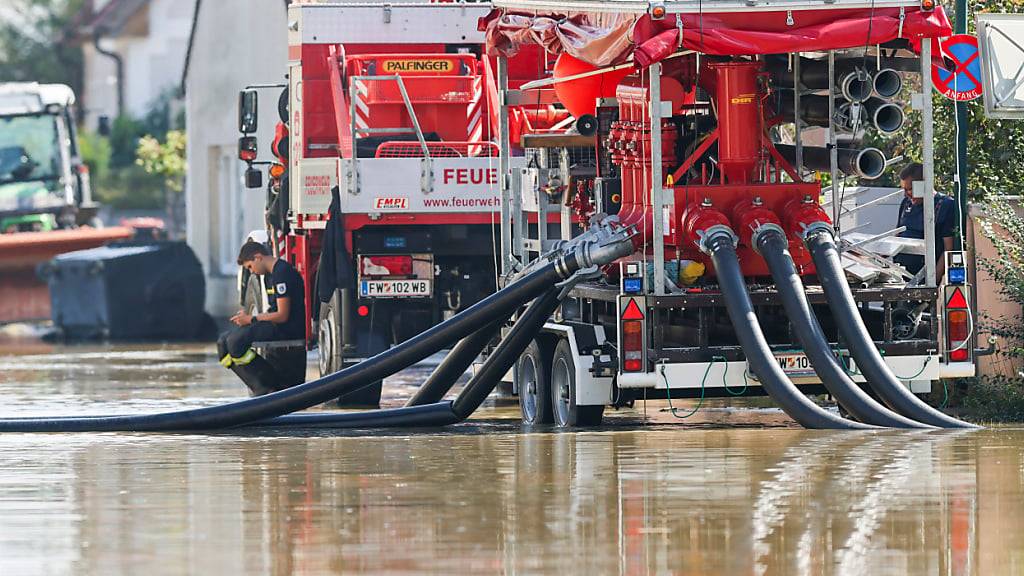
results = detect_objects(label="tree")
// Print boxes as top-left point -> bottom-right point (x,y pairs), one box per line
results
866,0 -> 1024,197
0,0 -> 84,95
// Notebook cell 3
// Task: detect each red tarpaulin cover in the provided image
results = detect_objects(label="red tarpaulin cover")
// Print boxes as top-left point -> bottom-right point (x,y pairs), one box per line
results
483,7 -> 952,67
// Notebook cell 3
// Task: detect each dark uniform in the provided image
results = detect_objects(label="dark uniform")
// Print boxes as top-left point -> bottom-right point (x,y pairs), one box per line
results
218,259 -> 306,370
894,193 -> 956,274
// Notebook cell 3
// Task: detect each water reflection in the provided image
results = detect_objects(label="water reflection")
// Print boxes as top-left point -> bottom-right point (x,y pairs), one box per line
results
0,344 -> 1021,574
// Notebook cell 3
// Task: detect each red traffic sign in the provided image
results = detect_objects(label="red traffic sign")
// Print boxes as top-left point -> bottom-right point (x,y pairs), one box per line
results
932,35 -> 983,101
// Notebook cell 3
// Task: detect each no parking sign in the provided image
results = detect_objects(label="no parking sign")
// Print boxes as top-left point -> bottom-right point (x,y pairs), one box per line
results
932,34 -> 984,101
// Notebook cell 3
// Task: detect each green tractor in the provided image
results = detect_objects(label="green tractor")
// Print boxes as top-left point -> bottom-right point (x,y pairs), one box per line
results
0,83 -> 97,233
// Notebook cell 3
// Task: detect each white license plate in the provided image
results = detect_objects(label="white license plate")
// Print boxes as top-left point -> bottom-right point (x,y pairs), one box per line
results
775,353 -> 816,376
359,279 -> 431,298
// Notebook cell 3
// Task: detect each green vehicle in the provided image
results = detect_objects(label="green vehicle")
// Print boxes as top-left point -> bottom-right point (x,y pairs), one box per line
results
0,83 -> 97,233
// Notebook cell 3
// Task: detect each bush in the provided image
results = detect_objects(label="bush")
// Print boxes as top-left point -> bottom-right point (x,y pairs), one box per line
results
966,197 -> 1024,420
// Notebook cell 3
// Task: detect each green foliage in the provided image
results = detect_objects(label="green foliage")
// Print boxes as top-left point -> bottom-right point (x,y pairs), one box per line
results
962,375 -> 1024,421
0,0 -> 84,95
966,196 -> 1024,420
865,0 -> 1024,196
136,130 -> 186,194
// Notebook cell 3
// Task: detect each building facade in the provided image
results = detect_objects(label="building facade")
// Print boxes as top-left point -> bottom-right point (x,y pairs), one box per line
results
182,0 -> 289,317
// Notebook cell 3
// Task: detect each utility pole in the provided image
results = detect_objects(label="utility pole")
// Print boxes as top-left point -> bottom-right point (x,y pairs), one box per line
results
954,0 -> 969,250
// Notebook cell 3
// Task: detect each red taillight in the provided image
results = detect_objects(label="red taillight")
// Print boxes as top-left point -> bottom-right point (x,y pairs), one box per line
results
950,348 -> 969,362
239,149 -> 257,162
622,319 -> 643,372
357,305 -> 369,317
947,310 -> 969,342
361,255 -> 413,276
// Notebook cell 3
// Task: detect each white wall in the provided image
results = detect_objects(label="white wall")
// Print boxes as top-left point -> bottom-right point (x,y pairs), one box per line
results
185,0 -> 288,318
81,0 -> 194,130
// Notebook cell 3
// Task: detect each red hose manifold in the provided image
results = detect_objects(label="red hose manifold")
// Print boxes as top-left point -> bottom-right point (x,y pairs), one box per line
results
682,200 -> 733,253
783,195 -> 833,242
731,198 -> 783,250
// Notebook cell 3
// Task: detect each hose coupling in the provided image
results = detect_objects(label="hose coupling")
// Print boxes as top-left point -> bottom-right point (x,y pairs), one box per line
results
698,224 -> 739,254
799,220 -> 834,242
750,223 -> 786,255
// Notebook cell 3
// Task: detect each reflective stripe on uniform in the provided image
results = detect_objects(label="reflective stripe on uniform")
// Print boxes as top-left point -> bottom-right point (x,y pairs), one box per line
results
219,354 -> 234,368
232,348 -> 257,366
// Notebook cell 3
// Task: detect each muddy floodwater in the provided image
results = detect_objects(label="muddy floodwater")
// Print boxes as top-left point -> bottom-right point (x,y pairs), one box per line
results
0,338 -> 1022,575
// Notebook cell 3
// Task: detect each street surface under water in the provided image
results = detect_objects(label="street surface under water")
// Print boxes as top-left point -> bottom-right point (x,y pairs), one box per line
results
0,335 -> 1022,575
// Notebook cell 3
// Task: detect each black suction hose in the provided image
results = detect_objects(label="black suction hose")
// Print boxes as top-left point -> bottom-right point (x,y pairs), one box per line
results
0,264 -> 566,432
249,288 -> 562,428
451,288 -> 563,418
705,230 -> 873,430
405,316 -> 509,407
757,229 -> 930,428
805,230 -> 978,429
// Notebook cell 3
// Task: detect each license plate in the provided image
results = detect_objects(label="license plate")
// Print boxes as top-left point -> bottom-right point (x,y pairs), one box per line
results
775,353 -> 816,376
359,279 -> 431,298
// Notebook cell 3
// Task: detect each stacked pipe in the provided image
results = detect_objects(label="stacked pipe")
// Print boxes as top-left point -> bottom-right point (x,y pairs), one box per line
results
769,56 -> 907,179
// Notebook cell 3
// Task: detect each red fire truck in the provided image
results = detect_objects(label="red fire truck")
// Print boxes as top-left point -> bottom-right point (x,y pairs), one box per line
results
237,1 -> 558,405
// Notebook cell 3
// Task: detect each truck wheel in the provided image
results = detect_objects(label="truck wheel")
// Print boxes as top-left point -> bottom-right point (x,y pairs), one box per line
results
550,339 -> 604,428
517,339 -> 553,425
318,290 -> 343,376
242,273 -> 266,315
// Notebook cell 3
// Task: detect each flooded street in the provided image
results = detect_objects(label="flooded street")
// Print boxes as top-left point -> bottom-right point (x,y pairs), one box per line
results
0,338 -> 1022,575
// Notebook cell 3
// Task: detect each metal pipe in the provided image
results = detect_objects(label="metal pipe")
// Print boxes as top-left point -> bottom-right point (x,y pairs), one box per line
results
756,228 -> 930,428
805,229 -> 978,428
92,33 -> 124,118
704,229 -> 873,430
872,68 -> 903,99
776,145 -> 886,180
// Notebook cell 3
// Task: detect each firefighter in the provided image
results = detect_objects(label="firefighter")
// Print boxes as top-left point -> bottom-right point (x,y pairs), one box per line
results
894,162 -> 956,280
217,240 -> 306,395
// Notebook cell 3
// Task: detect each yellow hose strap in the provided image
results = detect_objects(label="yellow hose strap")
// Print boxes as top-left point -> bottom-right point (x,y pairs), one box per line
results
219,354 -> 234,368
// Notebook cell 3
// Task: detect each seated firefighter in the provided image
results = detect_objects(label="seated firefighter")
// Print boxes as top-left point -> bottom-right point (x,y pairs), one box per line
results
217,240 -> 307,396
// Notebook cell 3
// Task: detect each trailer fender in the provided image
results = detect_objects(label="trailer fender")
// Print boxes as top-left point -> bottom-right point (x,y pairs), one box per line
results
540,322 -> 613,406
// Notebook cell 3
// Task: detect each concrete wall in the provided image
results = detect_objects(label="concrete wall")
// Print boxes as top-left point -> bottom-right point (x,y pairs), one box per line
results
184,0 -> 288,318
968,200 -> 1023,379
81,0 -> 194,131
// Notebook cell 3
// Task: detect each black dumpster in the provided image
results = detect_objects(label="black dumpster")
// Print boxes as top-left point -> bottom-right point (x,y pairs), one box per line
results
45,242 -> 207,340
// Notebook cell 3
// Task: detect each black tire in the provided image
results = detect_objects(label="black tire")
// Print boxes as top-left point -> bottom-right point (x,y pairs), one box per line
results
550,339 -> 604,428
318,289 -> 344,376
278,87 -> 289,124
242,273 -> 266,315
517,339 -> 553,425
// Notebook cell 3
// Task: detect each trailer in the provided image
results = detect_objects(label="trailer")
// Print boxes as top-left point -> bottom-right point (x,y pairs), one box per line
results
236,1 -> 557,406
485,0 -> 984,427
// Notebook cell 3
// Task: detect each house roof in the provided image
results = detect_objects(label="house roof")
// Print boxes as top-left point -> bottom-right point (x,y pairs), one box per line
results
72,0 -> 150,37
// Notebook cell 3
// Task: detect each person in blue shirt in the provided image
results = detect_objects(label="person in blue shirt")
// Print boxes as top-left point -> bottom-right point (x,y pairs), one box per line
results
893,162 -> 957,280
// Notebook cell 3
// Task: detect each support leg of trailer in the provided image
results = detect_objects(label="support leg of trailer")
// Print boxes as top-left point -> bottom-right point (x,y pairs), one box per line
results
649,61 -> 665,296
921,41 -> 937,288
498,56 -> 512,278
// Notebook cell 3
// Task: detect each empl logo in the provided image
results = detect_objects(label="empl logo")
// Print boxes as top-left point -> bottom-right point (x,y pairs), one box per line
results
374,197 -> 409,210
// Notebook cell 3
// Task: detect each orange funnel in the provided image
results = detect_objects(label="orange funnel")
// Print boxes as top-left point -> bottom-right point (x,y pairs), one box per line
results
552,53 -> 632,118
